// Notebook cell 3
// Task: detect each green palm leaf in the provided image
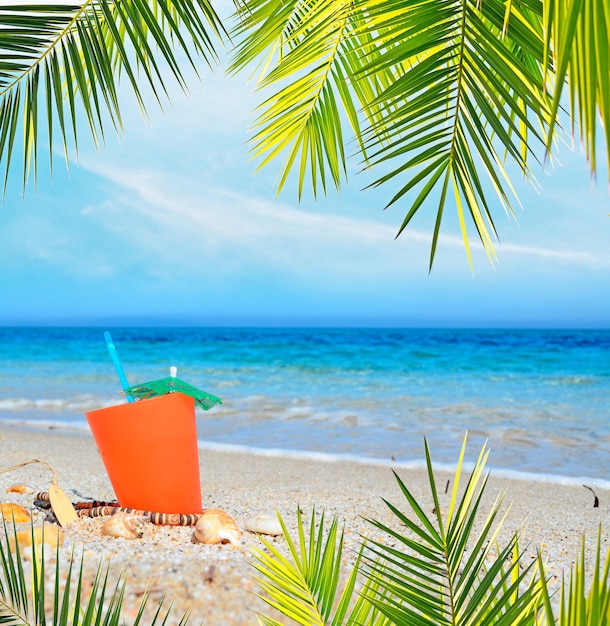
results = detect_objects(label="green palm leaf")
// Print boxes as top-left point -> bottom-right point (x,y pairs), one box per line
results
0,1 -> 224,193
360,436 -> 542,625
0,518 -> 187,625
538,526 -> 610,625
250,508 -> 380,626
248,437 -> 610,626
230,0 -> 395,200
544,0 -> 610,178
231,0 -> 610,267
249,438 -> 550,626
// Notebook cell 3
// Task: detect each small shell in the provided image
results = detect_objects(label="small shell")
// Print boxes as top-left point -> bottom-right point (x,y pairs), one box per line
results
194,509 -> 241,546
0,503 -> 31,523
6,484 -> 35,495
9,523 -> 64,552
102,513 -> 147,539
244,514 -> 283,536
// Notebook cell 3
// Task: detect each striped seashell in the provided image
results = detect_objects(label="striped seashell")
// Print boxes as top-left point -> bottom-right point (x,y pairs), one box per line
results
102,512 -> 148,539
0,503 -> 31,523
194,509 -> 241,546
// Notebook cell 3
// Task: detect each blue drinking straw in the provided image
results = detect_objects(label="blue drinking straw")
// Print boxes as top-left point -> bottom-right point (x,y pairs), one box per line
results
104,331 -> 134,402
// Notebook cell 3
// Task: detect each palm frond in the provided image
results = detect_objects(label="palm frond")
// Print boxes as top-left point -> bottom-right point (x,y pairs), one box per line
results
250,508 -> 367,626
0,519 -> 182,625
248,438 -> 551,626
247,437 -> 610,626
344,563 -> 395,626
356,0 -> 553,268
539,526 -> 610,625
544,0 -> 610,179
0,0 -> 225,193
231,0 -> 555,267
230,0 -> 397,199
360,435 -> 542,625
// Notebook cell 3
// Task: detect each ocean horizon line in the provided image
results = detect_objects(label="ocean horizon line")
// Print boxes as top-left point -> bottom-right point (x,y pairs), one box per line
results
1,322 -> 610,331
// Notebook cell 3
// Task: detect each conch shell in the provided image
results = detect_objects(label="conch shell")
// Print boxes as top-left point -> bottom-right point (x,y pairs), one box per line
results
0,503 -> 31,523
9,523 -> 64,552
102,512 -> 147,539
194,509 -> 241,546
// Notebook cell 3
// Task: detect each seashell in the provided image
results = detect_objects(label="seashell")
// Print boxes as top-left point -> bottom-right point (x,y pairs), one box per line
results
6,484 -> 35,495
9,523 -> 64,552
102,513 -> 147,539
244,514 -> 283,536
0,503 -> 31,523
194,509 -> 241,546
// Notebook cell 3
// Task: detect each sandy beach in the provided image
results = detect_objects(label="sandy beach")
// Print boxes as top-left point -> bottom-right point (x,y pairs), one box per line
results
0,423 -> 608,625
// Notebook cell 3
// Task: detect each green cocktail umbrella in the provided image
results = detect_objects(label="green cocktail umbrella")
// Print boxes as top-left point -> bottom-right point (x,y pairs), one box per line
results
124,367 -> 222,410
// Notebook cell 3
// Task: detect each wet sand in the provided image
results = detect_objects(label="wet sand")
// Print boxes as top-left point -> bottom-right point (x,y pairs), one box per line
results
0,424 -> 608,624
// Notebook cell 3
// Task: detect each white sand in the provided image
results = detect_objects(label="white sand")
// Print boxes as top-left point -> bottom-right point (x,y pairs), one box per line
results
0,424 -> 608,624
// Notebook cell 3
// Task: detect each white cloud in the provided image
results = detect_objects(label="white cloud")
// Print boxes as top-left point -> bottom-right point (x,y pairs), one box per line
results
80,159 -> 610,279
499,242 -> 607,267
74,161 -> 453,284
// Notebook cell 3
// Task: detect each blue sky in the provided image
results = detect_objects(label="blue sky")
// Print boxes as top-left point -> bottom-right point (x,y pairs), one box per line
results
0,40 -> 609,328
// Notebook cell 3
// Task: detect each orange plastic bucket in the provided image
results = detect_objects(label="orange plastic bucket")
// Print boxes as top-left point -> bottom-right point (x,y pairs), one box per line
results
86,392 -> 202,514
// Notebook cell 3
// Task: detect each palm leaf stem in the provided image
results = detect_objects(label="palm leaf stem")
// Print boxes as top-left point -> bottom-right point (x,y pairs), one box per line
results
0,4 -> 89,99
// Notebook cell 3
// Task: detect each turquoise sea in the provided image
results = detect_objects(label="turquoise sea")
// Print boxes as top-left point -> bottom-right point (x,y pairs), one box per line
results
0,327 -> 608,483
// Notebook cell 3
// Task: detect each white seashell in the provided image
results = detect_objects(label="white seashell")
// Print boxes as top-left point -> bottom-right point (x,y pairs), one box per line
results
194,509 -> 241,546
244,514 -> 283,536
102,513 -> 147,539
